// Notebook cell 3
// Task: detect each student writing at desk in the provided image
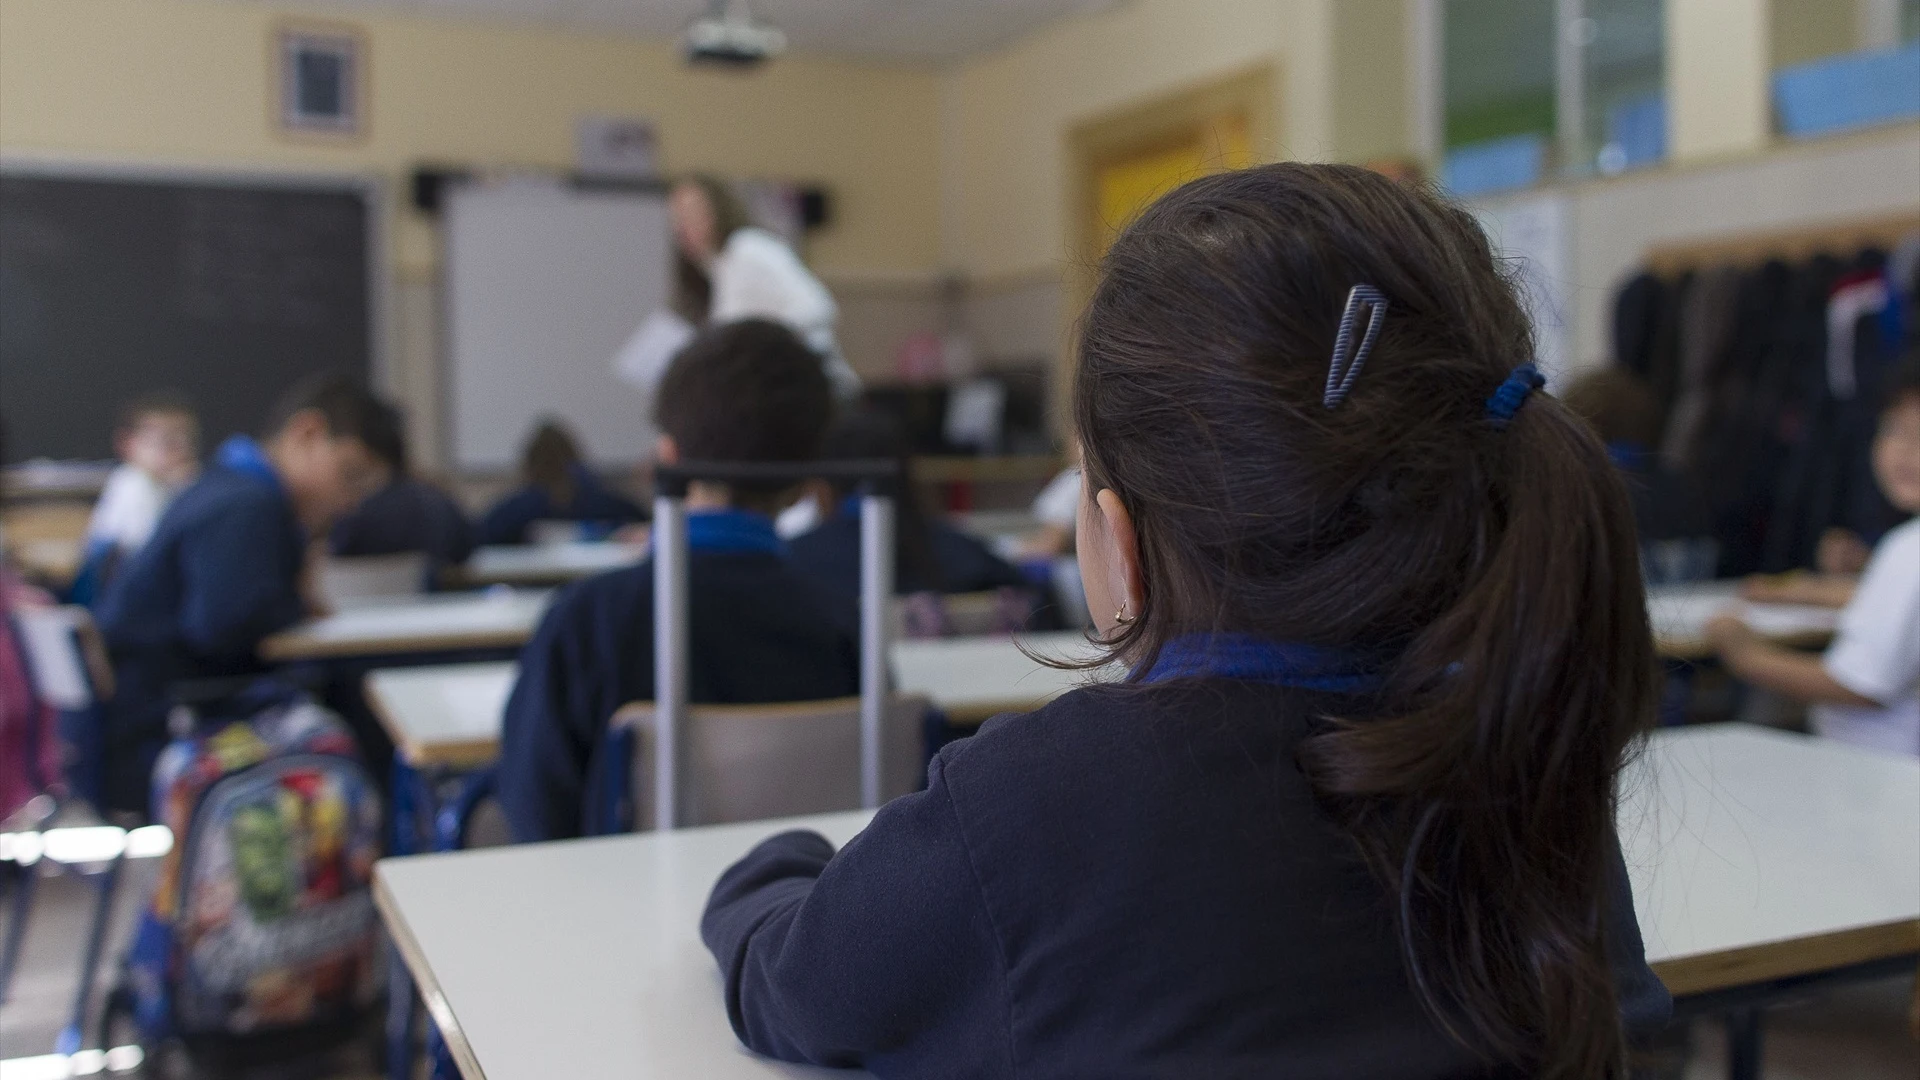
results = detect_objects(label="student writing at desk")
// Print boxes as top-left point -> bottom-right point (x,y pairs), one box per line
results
476,420 -> 645,546
703,166 -> 1668,1079
497,320 -> 859,842
329,399 -> 475,576
94,376 -> 386,814
1709,357 -> 1920,757
787,406 -> 1026,607
72,393 -> 201,604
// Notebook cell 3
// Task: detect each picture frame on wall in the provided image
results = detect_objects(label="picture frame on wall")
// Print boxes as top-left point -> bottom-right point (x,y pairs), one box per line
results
275,21 -> 367,140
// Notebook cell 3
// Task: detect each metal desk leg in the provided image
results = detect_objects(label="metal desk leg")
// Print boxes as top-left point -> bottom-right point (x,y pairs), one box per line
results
1724,1007 -> 1762,1080
0,861 -> 37,1006
386,942 -> 416,1080
57,851 -> 125,1055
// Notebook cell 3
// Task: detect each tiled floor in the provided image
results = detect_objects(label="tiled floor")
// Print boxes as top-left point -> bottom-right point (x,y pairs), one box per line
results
4,864 -> 1915,1078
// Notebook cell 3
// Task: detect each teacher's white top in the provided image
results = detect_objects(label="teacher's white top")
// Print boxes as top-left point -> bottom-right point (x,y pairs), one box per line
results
376,724 -> 1919,1080
712,227 -> 860,399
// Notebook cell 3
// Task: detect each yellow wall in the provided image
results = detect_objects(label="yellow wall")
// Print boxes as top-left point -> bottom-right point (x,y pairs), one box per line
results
939,0 -> 1415,281
0,0 -> 943,277
941,0 -> 1334,280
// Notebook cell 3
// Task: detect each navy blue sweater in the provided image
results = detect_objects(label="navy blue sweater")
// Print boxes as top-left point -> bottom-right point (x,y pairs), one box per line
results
95,458 -> 307,812
497,551 -> 860,842
703,680 -> 1671,1078
329,478 -> 477,570
476,466 -> 645,546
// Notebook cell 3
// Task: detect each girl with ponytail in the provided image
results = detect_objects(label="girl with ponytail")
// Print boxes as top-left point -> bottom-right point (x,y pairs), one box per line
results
702,163 -> 1670,1079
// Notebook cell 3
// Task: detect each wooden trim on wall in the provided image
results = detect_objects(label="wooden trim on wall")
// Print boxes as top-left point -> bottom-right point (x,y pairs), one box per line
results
1059,64 -> 1279,436
1643,211 -> 1920,276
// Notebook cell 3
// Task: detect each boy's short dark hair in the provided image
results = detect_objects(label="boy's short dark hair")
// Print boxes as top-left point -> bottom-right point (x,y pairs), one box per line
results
118,391 -> 197,433
1880,350 -> 1920,417
1560,368 -> 1661,449
362,400 -> 410,476
263,373 -> 385,445
654,319 -> 833,507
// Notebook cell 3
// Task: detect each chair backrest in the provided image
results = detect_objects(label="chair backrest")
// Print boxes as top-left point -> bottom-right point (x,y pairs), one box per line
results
609,693 -> 930,832
10,604 -> 109,709
317,553 -> 430,609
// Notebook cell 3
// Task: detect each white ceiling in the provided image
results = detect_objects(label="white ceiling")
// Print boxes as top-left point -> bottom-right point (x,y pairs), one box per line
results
291,0 -> 1125,63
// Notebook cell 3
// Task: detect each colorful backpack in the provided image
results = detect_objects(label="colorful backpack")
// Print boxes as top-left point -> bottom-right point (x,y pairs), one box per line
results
121,686 -> 383,1049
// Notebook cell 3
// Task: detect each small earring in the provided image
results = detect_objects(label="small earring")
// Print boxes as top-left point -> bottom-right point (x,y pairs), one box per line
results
1114,607 -> 1136,626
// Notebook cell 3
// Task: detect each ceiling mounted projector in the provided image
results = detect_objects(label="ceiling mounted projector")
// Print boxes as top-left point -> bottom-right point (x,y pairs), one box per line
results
684,0 -> 787,68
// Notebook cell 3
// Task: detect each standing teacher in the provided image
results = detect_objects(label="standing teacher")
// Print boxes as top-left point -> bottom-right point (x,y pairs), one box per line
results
668,174 -> 862,400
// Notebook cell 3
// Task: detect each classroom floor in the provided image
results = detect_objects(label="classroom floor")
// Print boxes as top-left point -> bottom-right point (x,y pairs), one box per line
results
4,863 -> 1915,1078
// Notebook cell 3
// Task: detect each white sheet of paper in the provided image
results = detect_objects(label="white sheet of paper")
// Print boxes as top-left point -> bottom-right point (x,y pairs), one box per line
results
611,309 -> 696,393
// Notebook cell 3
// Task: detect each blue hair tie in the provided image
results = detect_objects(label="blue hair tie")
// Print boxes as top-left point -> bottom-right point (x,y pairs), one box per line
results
1324,285 -> 1389,409
1485,364 -> 1545,429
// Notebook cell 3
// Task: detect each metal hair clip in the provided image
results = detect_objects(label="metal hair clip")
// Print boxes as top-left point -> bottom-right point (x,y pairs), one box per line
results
1324,285 -> 1389,409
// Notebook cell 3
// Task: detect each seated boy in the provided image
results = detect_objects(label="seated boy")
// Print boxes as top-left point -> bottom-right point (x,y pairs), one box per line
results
498,320 -> 860,842
95,375 -> 386,813
787,406 -> 1027,603
329,400 -> 477,575
1561,368 -> 1716,583
73,394 -> 202,603
1709,357 -> 1920,757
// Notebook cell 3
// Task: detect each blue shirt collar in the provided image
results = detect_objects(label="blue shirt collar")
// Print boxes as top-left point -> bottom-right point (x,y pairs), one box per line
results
1140,633 -> 1387,694
213,435 -> 283,495
684,508 -> 783,556
1606,440 -> 1651,472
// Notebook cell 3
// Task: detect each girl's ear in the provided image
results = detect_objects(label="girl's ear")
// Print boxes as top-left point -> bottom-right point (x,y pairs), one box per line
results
1095,487 -> 1144,622
655,434 -> 680,465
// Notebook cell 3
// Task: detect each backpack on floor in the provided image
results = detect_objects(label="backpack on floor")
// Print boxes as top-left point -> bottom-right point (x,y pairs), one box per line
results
121,684 -> 384,1051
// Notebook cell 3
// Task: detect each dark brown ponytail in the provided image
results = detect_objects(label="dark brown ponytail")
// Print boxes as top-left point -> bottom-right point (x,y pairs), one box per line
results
1073,163 -> 1657,1078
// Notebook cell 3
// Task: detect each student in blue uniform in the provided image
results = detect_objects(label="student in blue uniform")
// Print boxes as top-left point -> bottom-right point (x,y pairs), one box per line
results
1562,367 -> 1717,583
497,319 -> 859,842
95,375 -> 386,815
476,420 -> 644,545
786,406 -> 1026,602
329,400 -> 476,575
702,165 -> 1671,1078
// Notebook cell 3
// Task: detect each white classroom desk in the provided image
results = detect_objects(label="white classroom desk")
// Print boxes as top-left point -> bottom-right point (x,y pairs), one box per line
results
360,585 -> 1840,772
365,662 -> 517,769
259,590 -> 552,662
361,632 -> 1118,772
376,723 -> 1920,1080
452,541 -> 645,588
1646,580 -> 1837,659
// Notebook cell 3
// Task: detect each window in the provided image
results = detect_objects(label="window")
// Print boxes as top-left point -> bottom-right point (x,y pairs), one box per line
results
1770,0 -> 1920,139
1440,0 -> 1665,196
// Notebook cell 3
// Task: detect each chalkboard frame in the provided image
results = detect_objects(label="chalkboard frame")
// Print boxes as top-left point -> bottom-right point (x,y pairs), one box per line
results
0,154 -> 390,462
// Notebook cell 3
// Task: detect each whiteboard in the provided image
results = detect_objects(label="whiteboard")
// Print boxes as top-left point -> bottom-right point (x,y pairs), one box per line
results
445,178 -> 670,470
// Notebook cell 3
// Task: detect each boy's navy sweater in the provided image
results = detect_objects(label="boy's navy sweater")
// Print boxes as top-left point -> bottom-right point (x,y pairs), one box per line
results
476,466 -> 645,546
703,680 -> 1672,1079
497,550 -> 860,842
329,477 -> 477,569
95,455 -> 306,811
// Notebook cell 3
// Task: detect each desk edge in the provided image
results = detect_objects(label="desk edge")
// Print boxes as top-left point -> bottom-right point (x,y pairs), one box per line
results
261,629 -> 531,662
374,870 -> 491,1080
1652,916 -> 1920,997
